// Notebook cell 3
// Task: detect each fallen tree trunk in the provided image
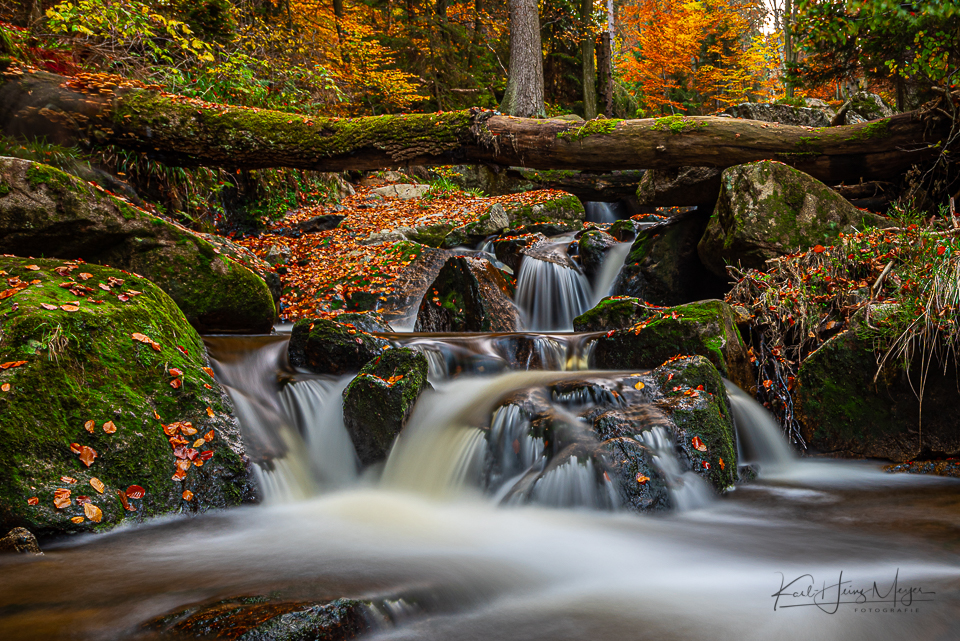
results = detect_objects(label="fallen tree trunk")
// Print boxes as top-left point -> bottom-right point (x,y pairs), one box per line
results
1,68 -> 954,184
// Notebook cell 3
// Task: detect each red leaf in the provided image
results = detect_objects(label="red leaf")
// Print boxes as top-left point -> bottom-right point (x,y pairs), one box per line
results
79,445 -> 97,467
126,485 -> 145,499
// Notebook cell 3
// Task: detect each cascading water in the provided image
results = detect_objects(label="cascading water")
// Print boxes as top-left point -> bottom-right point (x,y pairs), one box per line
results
589,241 -> 632,306
584,201 -> 618,223
515,253 -> 592,331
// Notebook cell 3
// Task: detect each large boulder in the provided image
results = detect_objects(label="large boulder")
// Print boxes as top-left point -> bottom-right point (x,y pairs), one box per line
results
796,328 -> 960,461
0,256 -> 254,536
414,256 -> 521,332
577,229 -> 619,283
500,191 -> 585,228
588,299 -> 753,391
850,92 -> 895,121
614,207 -> 727,305
441,202 -> 511,248
288,318 -> 389,375
698,161 -> 888,277
492,232 -> 549,273
722,102 -> 832,127
342,348 -> 431,466
0,157 -> 275,333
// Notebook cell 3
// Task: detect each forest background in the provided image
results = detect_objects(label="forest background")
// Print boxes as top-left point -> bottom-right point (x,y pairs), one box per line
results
1,0 -> 957,229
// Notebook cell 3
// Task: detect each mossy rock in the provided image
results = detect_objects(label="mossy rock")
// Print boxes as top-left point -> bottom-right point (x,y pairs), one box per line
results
288,318 -> 388,375
492,232 -> 548,273
0,157 -> 275,333
697,161 -> 888,277
441,203 -> 510,248
590,299 -> 753,391
651,355 -> 738,490
577,229 -> 618,283
414,256 -> 521,332
796,328 -> 960,461
341,348 -> 430,466
499,192 -> 585,228
573,296 -> 652,332
0,256 -> 254,537
614,207 -> 726,306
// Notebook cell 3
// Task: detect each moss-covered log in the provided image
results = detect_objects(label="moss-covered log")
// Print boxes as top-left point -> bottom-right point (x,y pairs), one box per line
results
1,68 -> 953,184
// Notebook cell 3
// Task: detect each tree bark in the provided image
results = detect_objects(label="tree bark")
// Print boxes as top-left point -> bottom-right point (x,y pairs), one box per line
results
500,0 -> 545,117
597,0 -> 615,116
0,70 -> 953,186
580,0 -> 597,119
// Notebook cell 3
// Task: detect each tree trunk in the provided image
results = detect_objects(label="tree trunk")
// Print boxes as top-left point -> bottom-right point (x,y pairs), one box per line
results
500,0 -> 545,118
597,0 -> 615,116
783,0 -> 794,98
580,0 -> 597,119
0,70 -> 953,186
332,0 -> 348,61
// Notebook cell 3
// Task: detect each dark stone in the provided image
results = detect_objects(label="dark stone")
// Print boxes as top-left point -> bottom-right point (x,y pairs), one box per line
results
414,256 -> 521,332
614,207 -> 727,306
636,166 -> 723,207
573,296 -> 651,332
282,214 -> 345,235
288,319 -> 389,375
796,328 -> 960,462
342,348 -> 431,466
608,219 -> 639,241
142,595 -> 369,641
0,527 -> 41,555
493,232 -> 548,273
723,102 -> 832,127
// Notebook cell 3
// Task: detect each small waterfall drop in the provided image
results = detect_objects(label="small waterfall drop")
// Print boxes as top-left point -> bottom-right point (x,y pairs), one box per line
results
584,201 -> 618,223
724,381 -> 796,474
515,255 -> 592,331
590,241 -> 632,306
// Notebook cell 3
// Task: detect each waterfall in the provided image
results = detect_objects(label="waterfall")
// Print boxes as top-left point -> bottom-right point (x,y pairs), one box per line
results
584,201 -> 618,223
279,378 -> 359,488
590,241 -> 632,306
724,381 -> 797,474
515,256 -> 592,331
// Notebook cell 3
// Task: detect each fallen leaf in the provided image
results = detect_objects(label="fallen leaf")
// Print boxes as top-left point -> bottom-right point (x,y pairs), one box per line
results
812,245 -> 825,254
636,473 -> 650,485
182,490 -> 193,501
24,265 -> 40,271
53,489 -> 71,509
199,450 -> 214,461
691,436 -> 707,452
40,303 -> 58,310
180,422 -> 197,436
99,283 -> 110,291
176,459 -> 192,471
205,407 -> 214,417
192,438 -> 205,447
162,423 -> 180,436
102,421 -> 116,434
172,469 -> 186,481
117,294 -> 129,302
75,495 -> 91,505
125,485 -> 145,499
719,457 -> 725,471
634,381 -> 645,390
79,445 -> 97,467
193,459 -> 203,467
703,461 -> 711,469
60,304 -> 79,312
60,476 -> 77,484
78,272 -> 93,280
1,383 -> 9,392
89,477 -> 105,493
83,503 -> 102,522
27,496 -> 38,505
84,419 -> 95,433
69,442 -> 82,454
203,430 -> 215,442
201,367 -> 214,377
169,368 -> 183,376
117,489 -> 136,511
70,516 -> 84,524
170,378 -> 182,389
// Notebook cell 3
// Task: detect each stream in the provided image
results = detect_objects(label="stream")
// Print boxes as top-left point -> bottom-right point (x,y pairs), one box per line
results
2,241 -> 960,640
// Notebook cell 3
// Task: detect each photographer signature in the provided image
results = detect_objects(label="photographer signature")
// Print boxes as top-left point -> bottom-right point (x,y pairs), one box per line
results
772,569 -> 935,613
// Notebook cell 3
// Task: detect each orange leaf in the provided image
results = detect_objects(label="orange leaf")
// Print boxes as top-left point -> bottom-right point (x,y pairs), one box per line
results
126,485 -> 145,499
78,272 -> 92,280
24,265 -> 40,271
89,477 -> 105,493
691,436 -> 707,452
1,383 -> 9,392
180,422 -> 197,436
79,445 -> 97,467
812,245 -> 825,253
60,476 -> 77,484
170,378 -> 182,389
70,516 -> 84,524
636,473 -> 650,485
719,457 -> 725,471
27,496 -> 38,505
169,368 -> 183,376
83,503 -> 102,522
202,367 -> 214,377
203,430 -> 215,442
172,469 -> 187,481
84,419 -> 95,433
634,381 -> 645,390
40,303 -> 58,310
182,490 -> 194,501
206,407 -> 214,417
117,490 -> 136,511
102,421 -> 116,434
53,489 -> 71,509
69,442 -> 82,454
60,304 -> 80,312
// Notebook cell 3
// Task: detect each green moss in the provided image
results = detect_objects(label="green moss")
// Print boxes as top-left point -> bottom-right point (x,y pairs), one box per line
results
556,118 -> 623,141
0,182 -> 9,197
845,118 -> 891,142
25,163 -> 75,191
652,115 -> 708,134
0,257 -> 252,536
